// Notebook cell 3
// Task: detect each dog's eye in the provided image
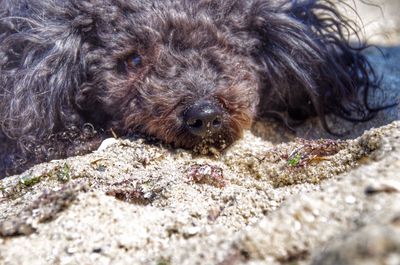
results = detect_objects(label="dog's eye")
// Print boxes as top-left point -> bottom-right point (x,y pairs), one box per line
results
126,53 -> 142,69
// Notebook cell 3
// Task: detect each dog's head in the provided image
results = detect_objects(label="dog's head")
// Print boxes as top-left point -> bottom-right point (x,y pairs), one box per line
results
1,0 -> 376,153
75,1 -> 265,151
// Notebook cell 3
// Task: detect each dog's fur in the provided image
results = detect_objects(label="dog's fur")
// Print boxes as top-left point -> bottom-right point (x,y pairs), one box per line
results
0,0 -> 382,176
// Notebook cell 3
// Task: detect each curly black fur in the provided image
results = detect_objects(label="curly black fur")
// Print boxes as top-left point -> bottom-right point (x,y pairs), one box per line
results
0,0 -> 385,176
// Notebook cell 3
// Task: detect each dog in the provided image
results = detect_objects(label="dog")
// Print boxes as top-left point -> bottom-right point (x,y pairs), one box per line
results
0,0 -> 385,176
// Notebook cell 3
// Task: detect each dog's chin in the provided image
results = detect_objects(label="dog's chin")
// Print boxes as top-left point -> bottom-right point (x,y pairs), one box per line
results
167,121 -> 247,155
173,132 -> 236,155
192,136 -> 235,155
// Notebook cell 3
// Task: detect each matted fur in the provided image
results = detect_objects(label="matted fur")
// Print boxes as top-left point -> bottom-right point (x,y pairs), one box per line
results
0,0 -> 383,176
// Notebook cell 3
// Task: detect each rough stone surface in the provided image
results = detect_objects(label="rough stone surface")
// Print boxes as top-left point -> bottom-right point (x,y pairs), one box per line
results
0,1 -> 399,264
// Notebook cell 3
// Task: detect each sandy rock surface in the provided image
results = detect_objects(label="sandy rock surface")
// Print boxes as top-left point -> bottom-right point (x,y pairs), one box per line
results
1,1 -> 399,265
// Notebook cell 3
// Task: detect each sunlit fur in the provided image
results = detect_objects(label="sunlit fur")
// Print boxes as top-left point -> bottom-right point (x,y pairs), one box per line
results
0,0 -> 382,176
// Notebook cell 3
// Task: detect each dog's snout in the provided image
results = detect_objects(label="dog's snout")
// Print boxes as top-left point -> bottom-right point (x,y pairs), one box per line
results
184,100 -> 223,137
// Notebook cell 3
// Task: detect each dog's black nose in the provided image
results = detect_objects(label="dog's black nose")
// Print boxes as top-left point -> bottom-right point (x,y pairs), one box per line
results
184,100 -> 223,137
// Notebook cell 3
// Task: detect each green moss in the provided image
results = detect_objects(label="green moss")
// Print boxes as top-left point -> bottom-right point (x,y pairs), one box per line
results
156,258 -> 171,265
56,163 -> 71,182
19,175 -> 41,187
288,153 -> 301,166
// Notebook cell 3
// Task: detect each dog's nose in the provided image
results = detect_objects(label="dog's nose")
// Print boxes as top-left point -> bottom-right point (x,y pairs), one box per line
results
184,100 -> 223,137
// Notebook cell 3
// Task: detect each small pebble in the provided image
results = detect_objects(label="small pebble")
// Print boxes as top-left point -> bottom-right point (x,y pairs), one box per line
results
345,195 -> 356,204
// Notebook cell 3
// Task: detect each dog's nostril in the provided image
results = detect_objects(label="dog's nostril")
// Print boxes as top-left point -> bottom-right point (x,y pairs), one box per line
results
184,100 -> 223,137
187,119 -> 203,129
212,117 -> 222,127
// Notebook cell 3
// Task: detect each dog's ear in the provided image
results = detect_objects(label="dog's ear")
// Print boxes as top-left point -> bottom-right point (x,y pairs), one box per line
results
248,0 -> 379,131
0,9 -> 95,141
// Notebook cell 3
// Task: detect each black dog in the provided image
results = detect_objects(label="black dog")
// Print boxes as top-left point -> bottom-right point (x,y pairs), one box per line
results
0,0 -> 384,176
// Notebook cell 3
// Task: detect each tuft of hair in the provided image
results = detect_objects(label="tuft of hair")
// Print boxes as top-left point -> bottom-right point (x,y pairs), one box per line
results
250,0 -> 389,132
